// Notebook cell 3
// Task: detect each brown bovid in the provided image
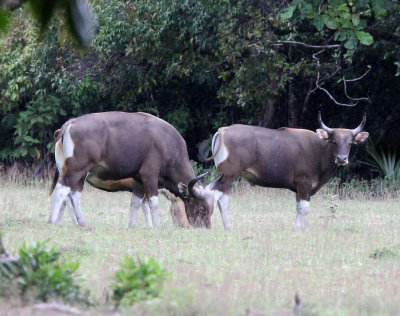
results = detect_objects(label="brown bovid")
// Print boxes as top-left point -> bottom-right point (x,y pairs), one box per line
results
198,112 -> 369,230
36,112 -> 222,228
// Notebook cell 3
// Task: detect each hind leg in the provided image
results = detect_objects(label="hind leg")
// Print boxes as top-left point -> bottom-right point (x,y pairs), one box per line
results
62,173 -> 87,227
49,183 -> 71,224
69,191 -> 85,226
212,176 -> 234,231
56,197 -> 78,225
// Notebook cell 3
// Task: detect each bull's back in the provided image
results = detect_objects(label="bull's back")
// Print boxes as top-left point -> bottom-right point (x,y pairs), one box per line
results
65,112 -> 186,179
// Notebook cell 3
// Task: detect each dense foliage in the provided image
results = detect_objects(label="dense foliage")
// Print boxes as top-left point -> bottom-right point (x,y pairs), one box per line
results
0,240 -> 88,304
112,255 -> 169,307
1,0 -> 400,178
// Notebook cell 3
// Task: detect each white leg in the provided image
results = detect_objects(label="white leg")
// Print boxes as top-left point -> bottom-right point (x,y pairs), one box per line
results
66,197 -> 79,225
56,200 -> 67,225
148,196 -> 160,228
217,193 -> 232,231
294,200 -> 309,230
129,195 -> 143,228
69,191 -> 85,227
56,197 -> 78,225
141,201 -> 153,228
49,183 -> 71,224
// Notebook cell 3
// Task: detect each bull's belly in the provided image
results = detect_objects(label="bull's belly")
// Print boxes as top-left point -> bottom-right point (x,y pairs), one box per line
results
86,165 -> 138,192
240,169 -> 293,190
88,164 -> 137,180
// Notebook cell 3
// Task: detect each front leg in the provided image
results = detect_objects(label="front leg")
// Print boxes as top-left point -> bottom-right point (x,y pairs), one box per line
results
128,194 -> 144,228
148,196 -> 160,228
293,182 -> 311,231
294,199 -> 310,230
141,201 -> 153,228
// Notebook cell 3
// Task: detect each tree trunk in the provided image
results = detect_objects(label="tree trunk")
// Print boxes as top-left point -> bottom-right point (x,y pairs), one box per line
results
259,97 -> 275,128
288,82 -> 297,127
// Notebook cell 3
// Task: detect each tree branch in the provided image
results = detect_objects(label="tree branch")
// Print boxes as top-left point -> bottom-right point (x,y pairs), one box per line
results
269,40 -> 341,49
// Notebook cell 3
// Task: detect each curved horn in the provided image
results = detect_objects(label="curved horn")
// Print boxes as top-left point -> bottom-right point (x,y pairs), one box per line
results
188,172 -> 209,196
318,111 -> 333,134
206,173 -> 224,191
351,113 -> 366,136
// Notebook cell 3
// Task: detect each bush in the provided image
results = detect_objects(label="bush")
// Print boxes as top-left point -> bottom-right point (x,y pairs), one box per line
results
112,255 -> 170,307
0,240 -> 89,305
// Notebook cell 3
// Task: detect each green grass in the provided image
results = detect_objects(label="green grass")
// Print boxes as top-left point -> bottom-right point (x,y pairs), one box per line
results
1,180 -> 400,315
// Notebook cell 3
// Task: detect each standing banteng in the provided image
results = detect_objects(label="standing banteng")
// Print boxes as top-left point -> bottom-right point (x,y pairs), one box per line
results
38,112 -> 221,228
198,112 -> 369,230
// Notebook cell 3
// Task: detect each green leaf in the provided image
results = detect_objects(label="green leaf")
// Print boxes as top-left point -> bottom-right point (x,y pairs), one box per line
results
351,14 -> 360,26
355,31 -> 374,45
313,16 -> 324,31
325,19 -> 338,30
281,5 -> 296,20
344,35 -> 358,49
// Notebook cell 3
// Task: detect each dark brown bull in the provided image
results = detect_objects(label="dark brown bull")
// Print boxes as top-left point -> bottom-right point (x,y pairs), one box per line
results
198,112 -> 369,230
38,112 -> 221,228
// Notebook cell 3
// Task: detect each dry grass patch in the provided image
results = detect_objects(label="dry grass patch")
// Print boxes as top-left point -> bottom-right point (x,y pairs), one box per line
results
1,180 -> 400,315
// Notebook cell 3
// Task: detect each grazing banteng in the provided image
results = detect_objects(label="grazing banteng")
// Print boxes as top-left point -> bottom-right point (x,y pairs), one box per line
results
198,112 -> 369,230
39,112 -> 221,228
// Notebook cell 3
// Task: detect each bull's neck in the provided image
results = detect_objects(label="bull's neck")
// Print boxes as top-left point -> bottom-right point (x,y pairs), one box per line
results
164,160 -> 196,198
320,141 -> 338,178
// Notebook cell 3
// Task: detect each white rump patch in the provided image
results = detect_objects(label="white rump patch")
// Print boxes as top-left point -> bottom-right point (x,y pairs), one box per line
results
63,123 -> 74,159
212,131 -> 229,167
55,139 -> 65,175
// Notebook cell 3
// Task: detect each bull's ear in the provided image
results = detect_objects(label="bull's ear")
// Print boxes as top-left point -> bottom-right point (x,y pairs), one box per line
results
316,129 -> 329,140
353,131 -> 369,144
178,182 -> 189,197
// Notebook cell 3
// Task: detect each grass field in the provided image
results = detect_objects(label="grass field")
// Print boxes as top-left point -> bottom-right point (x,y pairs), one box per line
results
1,179 -> 400,315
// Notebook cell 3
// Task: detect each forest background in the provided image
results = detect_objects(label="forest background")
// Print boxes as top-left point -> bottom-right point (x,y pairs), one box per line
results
1,0 -> 400,180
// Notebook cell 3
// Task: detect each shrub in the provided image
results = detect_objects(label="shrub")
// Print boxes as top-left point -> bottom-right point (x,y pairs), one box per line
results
0,240 -> 89,305
112,255 -> 170,307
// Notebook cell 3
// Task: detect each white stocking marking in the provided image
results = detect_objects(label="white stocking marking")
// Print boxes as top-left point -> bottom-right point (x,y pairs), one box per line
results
294,200 -> 309,231
141,201 -> 153,228
69,191 -> 85,226
49,183 -> 71,224
149,196 -> 160,228
217,193 -> 232,231
129,195 -> 143,228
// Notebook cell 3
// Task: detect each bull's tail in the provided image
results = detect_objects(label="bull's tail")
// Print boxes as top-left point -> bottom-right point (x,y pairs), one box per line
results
197,129 -> 224,162
49,169 -> 59,195
34,121 -> 71,179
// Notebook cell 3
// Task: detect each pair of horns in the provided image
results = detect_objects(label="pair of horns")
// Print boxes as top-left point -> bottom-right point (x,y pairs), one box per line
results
318,111 -> 366,136
188,172 -> 223,196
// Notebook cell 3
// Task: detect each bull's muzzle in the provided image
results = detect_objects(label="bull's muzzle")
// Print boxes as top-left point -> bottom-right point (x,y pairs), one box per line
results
335,155 -> 349,165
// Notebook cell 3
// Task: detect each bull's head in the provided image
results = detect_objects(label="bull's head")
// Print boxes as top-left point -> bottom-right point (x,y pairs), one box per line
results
316,112 -> 369,165
178,172 -> 223,228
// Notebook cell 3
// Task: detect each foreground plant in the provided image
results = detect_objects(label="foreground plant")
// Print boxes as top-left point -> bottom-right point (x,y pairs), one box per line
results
0,240 -> 89,305
112,255 -> 170,307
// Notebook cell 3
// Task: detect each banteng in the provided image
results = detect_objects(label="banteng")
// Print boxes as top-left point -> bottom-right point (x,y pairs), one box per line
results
198,112 -> 369,230
37,112 -> 221,228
